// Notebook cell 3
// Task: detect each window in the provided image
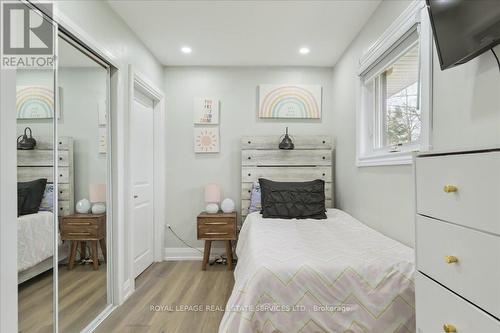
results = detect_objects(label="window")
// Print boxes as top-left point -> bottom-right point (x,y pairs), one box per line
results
357,2 -> 432,166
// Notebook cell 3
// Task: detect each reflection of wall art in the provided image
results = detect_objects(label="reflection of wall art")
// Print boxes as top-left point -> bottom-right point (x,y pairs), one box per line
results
98,100 -> 107,125
258,84 -> 322,119
16,85 -> 62,119
194,127 -> 219,153
193,98 -> 219,124
98,127 -> 107,154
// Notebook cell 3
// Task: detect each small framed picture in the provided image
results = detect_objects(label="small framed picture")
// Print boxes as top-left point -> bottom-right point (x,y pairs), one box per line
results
194,127 -> 220,153
193,98 -> 219,124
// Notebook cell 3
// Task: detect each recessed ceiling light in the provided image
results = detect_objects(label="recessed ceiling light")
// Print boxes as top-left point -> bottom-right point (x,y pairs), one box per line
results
181,46 -> 192,54
299,47 -> 310,55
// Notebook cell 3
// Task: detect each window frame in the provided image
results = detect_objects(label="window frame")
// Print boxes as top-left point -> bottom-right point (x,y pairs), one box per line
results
356,0 -> 433,167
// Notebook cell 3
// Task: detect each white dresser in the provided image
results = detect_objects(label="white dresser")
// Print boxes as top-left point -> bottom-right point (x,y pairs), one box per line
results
415,149 -> 500,333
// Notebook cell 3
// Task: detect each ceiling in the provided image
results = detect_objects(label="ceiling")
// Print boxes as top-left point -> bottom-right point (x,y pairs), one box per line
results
108,0 -> 381,67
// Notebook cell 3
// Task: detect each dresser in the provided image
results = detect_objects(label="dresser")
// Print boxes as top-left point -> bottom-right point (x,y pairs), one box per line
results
415,149 -> 500,332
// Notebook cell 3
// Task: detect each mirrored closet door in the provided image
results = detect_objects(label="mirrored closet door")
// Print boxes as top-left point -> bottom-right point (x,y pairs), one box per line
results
16,4 -> 112,331
56,34 -> 111,332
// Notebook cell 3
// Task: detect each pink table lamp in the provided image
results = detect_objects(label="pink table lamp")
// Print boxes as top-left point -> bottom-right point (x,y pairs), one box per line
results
89,183 -> 106,214
204,183 -> 220,214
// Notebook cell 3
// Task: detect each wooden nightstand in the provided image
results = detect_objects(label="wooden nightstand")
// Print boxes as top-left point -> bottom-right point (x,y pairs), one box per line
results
60,213 -> 106,270
197,211 -> 237,271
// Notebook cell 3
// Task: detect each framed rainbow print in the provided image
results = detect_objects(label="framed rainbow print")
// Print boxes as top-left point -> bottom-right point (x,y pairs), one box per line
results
16,85 -> 58,119
193,97 -> 219,124
258,84 -> 322,119
194,127 -> 220,153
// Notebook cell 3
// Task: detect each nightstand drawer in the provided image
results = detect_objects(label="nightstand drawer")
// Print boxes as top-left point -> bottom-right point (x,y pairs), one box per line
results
197,224 -> 236,240
63,218 -> 101,227
198,218 -> 234,226
61,225 -> 100,239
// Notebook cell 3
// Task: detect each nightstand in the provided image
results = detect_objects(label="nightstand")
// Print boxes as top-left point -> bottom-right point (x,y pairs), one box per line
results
197,211 -> 237,271
60,213 -> 106,270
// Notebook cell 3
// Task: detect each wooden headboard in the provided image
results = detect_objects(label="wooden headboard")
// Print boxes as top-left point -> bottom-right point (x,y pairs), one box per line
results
17,136 -> 74,216
241,135 -> 334,220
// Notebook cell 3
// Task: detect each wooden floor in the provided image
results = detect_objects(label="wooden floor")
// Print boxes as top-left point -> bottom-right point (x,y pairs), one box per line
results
18,263 -> 107,333
96,261 -> 235,333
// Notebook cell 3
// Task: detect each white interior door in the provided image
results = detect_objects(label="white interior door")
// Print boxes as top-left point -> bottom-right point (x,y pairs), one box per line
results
131,87 -> 155,278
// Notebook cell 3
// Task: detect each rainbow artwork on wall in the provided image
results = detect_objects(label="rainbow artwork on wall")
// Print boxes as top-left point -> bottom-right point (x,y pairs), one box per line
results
16,85 -> 54,119
259,84 -> 322,119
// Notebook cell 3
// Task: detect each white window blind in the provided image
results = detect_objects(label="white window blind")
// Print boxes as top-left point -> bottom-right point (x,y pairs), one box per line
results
360,25 -> 419,82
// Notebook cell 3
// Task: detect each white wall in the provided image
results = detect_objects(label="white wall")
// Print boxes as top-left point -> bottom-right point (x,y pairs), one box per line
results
331,0 -> 500,247
54,1 -> 164,87
17,67 -> 108,202
164,67 -> 334,251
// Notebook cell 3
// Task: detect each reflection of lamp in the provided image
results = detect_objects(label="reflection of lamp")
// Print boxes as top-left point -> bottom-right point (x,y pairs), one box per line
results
89,183 -> 106,214
204,184 -> 220,214
17,127 -> 37,150
279,127 -> 294,150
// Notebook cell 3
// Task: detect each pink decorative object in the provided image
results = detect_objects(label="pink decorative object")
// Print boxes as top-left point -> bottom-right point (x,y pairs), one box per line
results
204,184 -> 221,214
204,183 -> 220,203
89,183 -> 106,203
89,183 -> 106,214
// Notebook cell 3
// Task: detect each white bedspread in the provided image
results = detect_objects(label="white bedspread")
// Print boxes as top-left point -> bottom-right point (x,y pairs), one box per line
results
17,211 -> 55,272
219,209 -> 415,333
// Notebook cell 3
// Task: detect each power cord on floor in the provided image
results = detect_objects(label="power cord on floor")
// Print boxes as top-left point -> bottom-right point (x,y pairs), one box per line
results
166,224 -> 204,255
166,224 -> 235,266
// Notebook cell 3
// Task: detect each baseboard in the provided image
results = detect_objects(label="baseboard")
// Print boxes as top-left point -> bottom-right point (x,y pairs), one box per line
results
164,247 -> 225,261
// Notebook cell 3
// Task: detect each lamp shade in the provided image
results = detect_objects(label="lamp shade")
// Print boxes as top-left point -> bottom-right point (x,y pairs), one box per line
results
89,183 -> 106,203
204,183 -> 221,203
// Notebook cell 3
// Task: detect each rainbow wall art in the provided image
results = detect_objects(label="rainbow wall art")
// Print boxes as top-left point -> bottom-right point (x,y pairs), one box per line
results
16,85 -> 54,119
259,84 -> 322,119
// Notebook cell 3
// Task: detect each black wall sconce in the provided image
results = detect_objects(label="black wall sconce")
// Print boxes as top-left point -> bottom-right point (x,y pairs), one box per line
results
279,127 -> 294,150
17,127 -> 37,150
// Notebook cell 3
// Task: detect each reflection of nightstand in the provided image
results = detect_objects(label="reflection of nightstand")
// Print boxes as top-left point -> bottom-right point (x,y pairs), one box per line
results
60,213 -> 106,270
197,212 -> 237,271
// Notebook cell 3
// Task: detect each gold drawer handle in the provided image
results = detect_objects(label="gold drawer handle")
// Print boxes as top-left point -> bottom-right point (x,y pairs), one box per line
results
204,232 -> 228,235
443,323 -> 457,332
68,232 -> 91,236
68,222 -> 91,226
204,222 -> 227,225
443,185 -> 458,193
445,256 -> 458,264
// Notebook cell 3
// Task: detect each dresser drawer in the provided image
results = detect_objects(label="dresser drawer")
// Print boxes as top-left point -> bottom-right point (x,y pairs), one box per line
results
416,215 -> 500,318
416,152 -> 500,235
416,273 -> 500,333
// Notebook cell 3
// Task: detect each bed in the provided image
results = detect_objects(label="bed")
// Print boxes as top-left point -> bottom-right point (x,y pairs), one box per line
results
220,135 -> 415,332
219,209 -> 415,333
17,136 -> 74,283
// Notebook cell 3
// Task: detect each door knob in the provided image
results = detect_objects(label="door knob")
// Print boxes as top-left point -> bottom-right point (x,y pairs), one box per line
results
134,195 -> 138,198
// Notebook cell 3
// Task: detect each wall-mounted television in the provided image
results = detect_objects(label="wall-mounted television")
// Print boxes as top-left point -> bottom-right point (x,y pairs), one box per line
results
426,0 -> 500,70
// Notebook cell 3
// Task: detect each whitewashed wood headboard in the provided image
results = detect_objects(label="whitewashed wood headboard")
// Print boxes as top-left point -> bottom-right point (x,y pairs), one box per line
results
241,135 -> 334,220
17,136 -> 74,216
